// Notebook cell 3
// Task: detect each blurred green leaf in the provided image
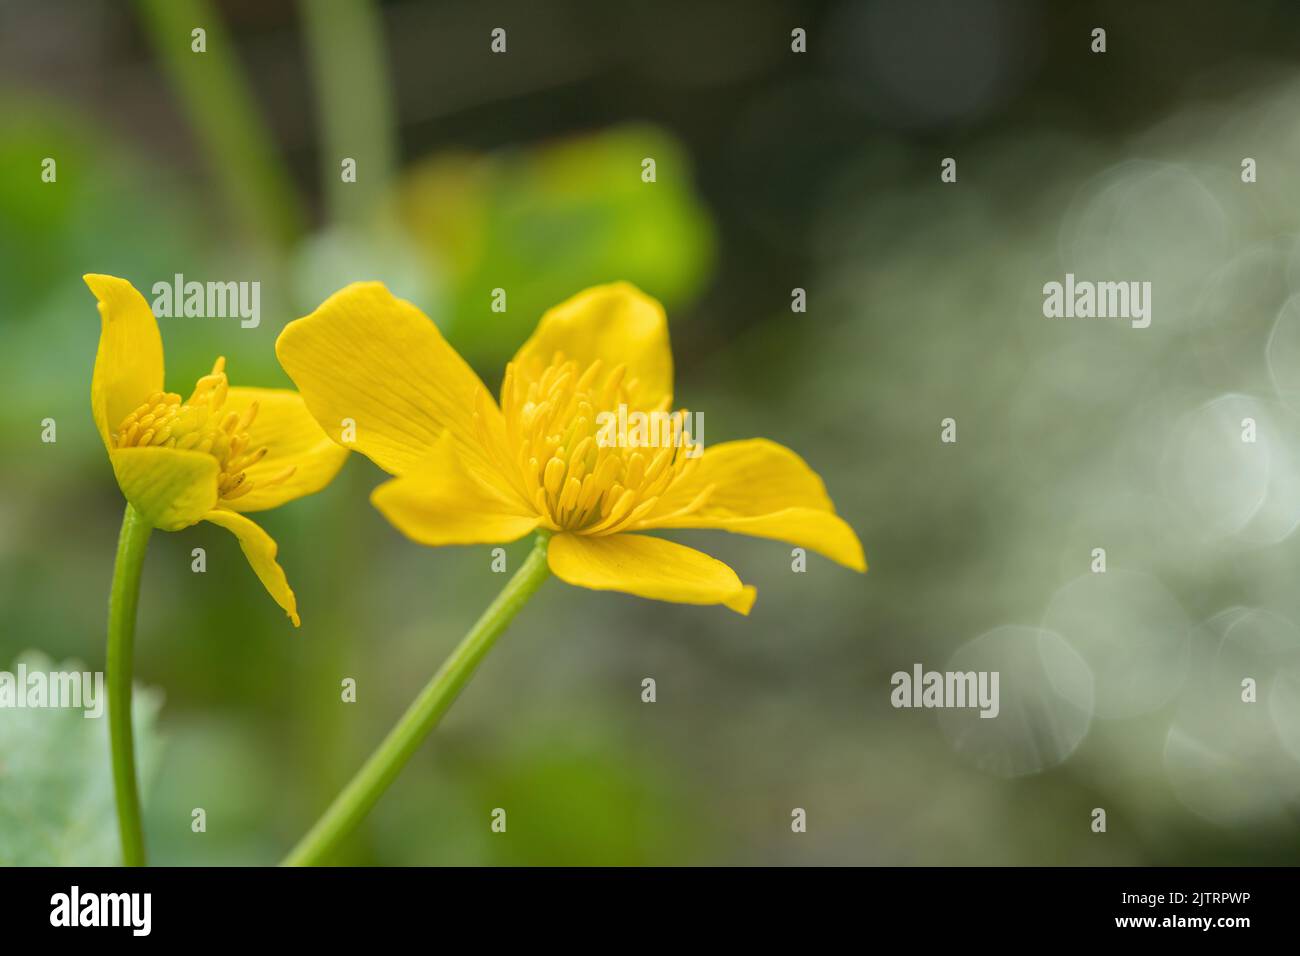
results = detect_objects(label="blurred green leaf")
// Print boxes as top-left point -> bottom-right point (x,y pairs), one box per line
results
394,124 -> 716,367
0,97 -> 218,461
0,97 -> 209,318
0,650 -> 163,866
394,720 -> 718,866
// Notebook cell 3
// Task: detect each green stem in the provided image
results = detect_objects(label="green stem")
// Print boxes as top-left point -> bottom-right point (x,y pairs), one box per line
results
298,0 -> 398,229
107,504 -> 153,867
282,532 -> 553,866
134,0 -> 305,251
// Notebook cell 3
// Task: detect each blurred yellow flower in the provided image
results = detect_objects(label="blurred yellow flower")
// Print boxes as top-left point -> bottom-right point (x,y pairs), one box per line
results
86,274 -> 348,625
277,281 -> 865,614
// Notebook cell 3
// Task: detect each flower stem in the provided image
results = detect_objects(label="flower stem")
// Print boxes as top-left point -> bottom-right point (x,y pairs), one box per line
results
282,532 -> 552,866
299,0 -> 397,228
107,504 -> 153,867
134,0 -> 305,251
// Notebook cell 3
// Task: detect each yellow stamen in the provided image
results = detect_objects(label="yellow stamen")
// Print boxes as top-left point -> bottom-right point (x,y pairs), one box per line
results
109,357 -> 276,504
499,352 -> 706,534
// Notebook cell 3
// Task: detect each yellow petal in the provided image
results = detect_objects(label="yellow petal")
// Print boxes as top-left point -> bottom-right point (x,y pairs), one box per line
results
203,509 -> 300,627
85,274 -> 165,451
653,438 -> 834,513
654,507 -> 866,572
276,282 -> 510,484
548,532 -> 755,615
641,438 -> 866,571
371,434 -> 540,546
511,282 -> 673,409
110,446 -> 219,531
219,387 -> 349,513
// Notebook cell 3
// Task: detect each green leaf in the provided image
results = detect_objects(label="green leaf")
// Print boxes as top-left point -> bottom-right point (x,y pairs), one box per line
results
394,124 -> 717,368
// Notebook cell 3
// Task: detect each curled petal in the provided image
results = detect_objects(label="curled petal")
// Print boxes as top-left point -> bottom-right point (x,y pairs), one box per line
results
651,507 -> 866,572
203,509 -> 300,627
86,274 -> 165,452
548,532 -> 755,615
642,439 -> 866,571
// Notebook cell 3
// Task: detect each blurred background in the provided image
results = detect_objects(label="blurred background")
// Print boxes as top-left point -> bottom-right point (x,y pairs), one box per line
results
4,0 -> 1300,865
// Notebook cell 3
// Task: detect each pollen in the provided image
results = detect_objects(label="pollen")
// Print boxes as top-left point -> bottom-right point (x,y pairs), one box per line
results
496,352 -> 711,534
111,356 -> 295,502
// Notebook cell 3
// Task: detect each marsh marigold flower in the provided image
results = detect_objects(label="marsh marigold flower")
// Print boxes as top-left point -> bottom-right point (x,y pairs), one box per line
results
277,282 -> 864,613
86,274 -> 349,625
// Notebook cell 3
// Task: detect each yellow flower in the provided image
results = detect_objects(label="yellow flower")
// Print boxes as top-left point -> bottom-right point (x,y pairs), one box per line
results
86,274 -> 349,626
277,282 -> 865,614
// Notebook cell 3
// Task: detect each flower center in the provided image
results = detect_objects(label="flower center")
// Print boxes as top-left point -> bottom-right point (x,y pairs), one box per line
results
110,356 -> 293,503
499,352 -> 708,533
